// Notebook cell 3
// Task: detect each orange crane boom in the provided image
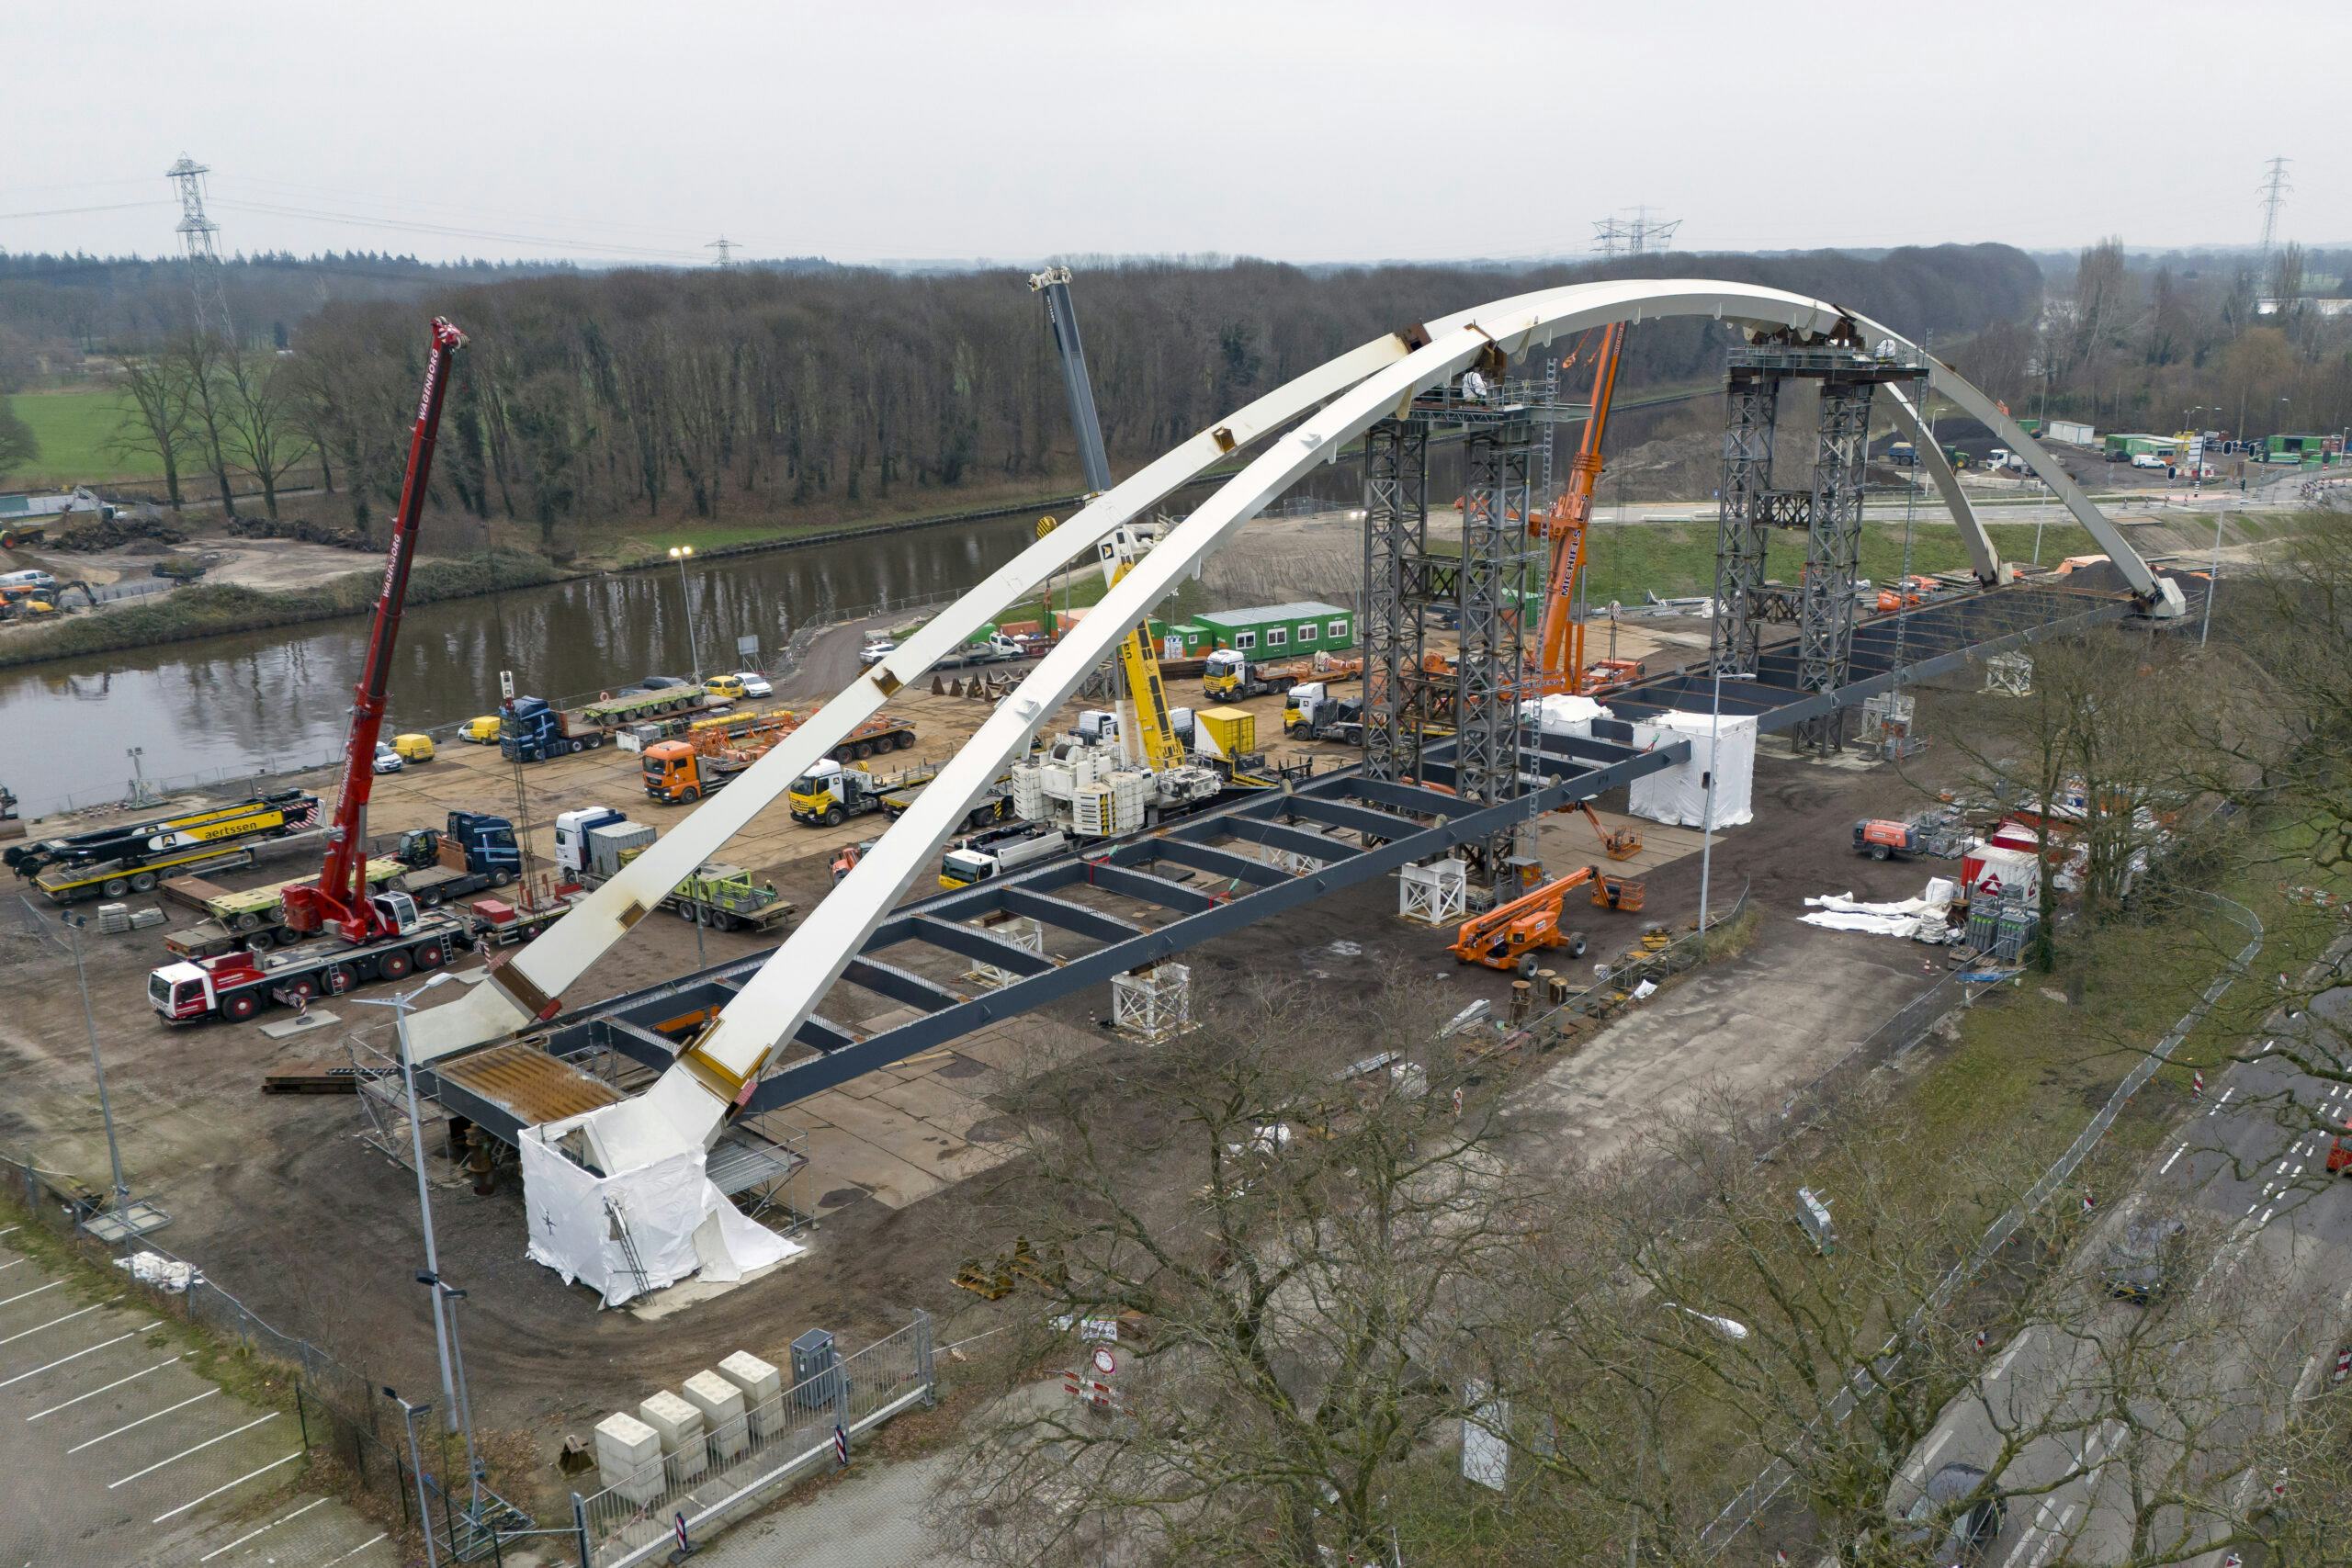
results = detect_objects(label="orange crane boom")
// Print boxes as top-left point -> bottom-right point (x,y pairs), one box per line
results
1535,322 -> 1625,696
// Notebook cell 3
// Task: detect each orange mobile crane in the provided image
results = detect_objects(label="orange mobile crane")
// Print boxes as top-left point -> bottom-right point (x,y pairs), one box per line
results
1533,323 -> 1626,696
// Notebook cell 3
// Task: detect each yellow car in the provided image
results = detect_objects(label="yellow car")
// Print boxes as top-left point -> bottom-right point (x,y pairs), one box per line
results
459,716 -> 503,744
704,673 -> 748,701
392,733 -> 436,762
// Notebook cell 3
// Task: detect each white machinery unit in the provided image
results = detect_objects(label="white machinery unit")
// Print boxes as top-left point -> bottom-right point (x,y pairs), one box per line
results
1110,963 -> 1193,1043
1398,855 -> 1469,926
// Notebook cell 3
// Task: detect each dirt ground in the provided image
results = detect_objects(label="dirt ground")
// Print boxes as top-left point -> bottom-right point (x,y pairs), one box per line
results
16,531 -> 375,593
0,612 -> 1973,1512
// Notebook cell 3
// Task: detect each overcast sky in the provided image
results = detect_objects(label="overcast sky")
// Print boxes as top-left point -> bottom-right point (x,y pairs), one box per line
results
8,0 -> 2343,268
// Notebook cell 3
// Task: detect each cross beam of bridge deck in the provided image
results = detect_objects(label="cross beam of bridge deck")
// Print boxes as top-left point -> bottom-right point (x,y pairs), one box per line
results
432,576 -> 2176,1145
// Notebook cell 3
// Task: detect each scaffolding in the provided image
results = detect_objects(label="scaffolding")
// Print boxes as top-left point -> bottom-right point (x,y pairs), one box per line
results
1360,372 -> 1555,881
1398,855 -> 1470,926
1710,340 -> 1927,752
1983,651 -> 2035,696
1111,963 -> 1193,1043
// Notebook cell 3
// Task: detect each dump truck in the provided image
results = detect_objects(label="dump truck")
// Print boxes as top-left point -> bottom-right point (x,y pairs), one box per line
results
1203,649 -> 1364,701
500,687 -> 715,761
160,811 -> 521,957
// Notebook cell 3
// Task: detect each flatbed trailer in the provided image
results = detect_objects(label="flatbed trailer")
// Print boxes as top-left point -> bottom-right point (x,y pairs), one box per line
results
38,842 -> 262,904
580,862 -> 795,934
7,789 -> 320,881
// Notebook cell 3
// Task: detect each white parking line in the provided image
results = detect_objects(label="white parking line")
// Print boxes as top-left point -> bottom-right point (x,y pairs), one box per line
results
27,1353 -> 188,1420
0,1280 -> 61,1312
66,1388 -> 219,1454
2160,1144 -> 2188,1175
0,1298 -> 115,1349
2261,1207 -> 2277,1225
2262,1038 -> 2277,1055
0,1224 -> 17,1236
107,1411 -> 278,1490
152,1449 -> 302,1523
323,1532 -> 390,1563
1904,1426 -> 1954,1483
196,1495 -> 330,1562
0,1258 -> 23,1273
2208,1088 -> 2236,1116
1988,1329 -> 2034,1382
0,1322 -> 161,1390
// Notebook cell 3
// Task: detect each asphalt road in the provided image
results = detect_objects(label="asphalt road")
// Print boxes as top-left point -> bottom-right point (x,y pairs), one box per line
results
1897,971 -> 2352,1568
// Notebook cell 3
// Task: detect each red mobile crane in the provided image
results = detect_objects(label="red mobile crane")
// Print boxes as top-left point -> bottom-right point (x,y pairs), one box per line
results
151,321 -> 481,1025
283,318 -> 467,943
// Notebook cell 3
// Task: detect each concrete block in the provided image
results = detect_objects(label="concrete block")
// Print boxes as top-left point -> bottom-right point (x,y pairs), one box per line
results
683,1369 -> 749,1460
718,1350 -> 784,1439
594,1412 -> 662,1505
639,1390 -> 708,1483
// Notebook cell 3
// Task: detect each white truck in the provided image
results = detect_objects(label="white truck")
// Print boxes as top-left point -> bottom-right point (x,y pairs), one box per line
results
938,823 -> 1071,890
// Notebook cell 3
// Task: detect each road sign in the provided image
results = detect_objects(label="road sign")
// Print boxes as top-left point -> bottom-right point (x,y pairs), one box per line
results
1091,1346 -> 1117,1377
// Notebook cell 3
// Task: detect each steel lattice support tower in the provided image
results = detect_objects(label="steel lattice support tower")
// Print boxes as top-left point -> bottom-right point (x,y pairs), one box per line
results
1793,378 -> 1877,752
1712,373 -> 1779,675
1453,417 -> 1537,874
164,154 -> 233,344
1361,418 -> 1434,784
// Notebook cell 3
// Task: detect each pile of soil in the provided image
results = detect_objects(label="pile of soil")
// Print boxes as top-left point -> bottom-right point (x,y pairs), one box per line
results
224,515 -> 377,550
49,513 -> 188,552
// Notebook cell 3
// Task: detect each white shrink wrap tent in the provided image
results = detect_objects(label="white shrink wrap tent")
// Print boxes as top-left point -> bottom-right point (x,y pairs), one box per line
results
521,1111 -> 803,1309
1626,710 -> 1757,829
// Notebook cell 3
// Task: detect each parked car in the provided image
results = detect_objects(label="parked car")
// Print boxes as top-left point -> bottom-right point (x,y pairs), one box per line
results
2104,1216 -> 2187,1302
372,743 -> 404,774
727,670 -> 774,698
860,637 -> 898,665
460,715 -> 503,744
391,733 -> 435,763
2131,452 -> 2168,470
640,674 -> 689,690
1896,1463 -> 2004,1562
704,674 -> 749,701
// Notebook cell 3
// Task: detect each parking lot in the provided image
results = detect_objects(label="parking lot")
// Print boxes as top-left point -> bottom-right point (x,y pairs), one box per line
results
0,1225 -> 397,1567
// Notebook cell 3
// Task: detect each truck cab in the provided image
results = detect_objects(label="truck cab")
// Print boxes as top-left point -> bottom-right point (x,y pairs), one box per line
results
641,740 -> 705,802
500,696 -> 557,761
553,807 -> 628,876
1203,649 -> 1250,698
787,758 -> 878,825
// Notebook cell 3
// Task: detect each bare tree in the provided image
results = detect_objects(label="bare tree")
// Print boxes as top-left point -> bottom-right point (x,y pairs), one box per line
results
943,986 -> 1560,1567
219,352 -> 313,520
111,351 -> 198,508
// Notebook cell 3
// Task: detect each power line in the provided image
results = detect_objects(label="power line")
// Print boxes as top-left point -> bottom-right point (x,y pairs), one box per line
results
0,199 -> 172,222
213,174 -> 726,245
209,197 -> 714,263
706,236 -> 737,269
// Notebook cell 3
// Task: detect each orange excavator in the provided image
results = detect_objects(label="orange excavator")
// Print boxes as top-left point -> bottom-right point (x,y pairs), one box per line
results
1533,323 -> 1627,696
1451,863 -> 1646,975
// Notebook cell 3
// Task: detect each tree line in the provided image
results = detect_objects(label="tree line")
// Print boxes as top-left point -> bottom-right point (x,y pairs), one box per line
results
1949,238 -> 2352,441
228,244 -> 2040,547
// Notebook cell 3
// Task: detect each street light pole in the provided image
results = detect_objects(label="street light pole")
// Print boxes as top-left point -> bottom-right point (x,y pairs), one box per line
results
354,976 -> 461,1434
421,1273 -> 483,1517
60,911 -> 130,1218
2200,507 -> 2226,649
669,545 -> 703,684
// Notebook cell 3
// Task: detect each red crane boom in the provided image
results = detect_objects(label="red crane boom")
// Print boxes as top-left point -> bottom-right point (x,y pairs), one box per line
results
281,317 -> 467,944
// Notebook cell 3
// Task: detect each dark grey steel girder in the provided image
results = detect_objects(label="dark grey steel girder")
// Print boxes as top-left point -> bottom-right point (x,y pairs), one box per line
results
741,746 -> 1685,1113
1282,796 -> 1431,841
894,916 -> 1057,978
1202,815 -> 1370,863
842,955 -> 961,1014
1148,838 -> 1304,887
1001,886 -> 1142,943
1078,862 -> 1225,914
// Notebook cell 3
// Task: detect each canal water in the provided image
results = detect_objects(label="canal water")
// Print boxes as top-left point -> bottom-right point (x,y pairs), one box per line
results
17,514 -> 1045,818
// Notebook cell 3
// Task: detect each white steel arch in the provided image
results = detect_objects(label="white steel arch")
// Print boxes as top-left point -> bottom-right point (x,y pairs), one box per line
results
509,278 -> 2171,1168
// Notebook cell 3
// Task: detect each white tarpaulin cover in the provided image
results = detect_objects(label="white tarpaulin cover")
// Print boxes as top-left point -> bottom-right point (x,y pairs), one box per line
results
521,1112 -> 803,1309
1525,694 -> 1614,739
1626,710 -> 1757,829
1802,882 -> 1959,942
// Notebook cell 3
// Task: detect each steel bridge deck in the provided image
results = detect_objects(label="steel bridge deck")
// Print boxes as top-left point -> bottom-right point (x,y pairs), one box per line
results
424,577 -> 2164,1144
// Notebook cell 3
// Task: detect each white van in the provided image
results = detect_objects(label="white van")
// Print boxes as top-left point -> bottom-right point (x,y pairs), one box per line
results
0,570 -> 57,592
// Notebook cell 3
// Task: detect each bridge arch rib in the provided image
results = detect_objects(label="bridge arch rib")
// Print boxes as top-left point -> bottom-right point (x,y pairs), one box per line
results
407,281 -> 2172,1146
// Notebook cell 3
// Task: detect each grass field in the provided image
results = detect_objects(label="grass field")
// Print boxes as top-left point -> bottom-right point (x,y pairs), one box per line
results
2,386 -> 158,485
